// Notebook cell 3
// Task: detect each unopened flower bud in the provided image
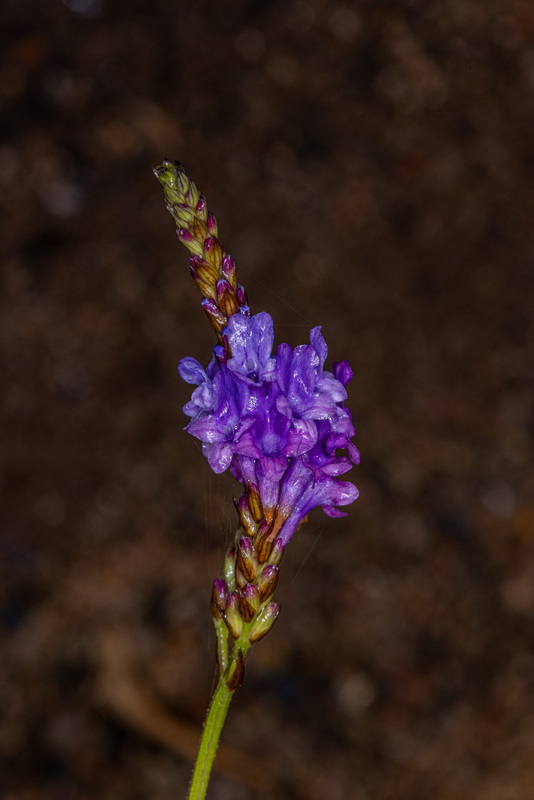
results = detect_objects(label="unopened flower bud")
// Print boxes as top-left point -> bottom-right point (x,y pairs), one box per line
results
257,564 -> 279,601
207,211 -> 218,235
153,160 -> 191,209
189,258 -> 217,301
203,235 -> 223,268
224,592 -> 243,640
190,254 -> 219,286
201,297 -> 228,333
223,546 -> 236,588
256,536 -> 274,565
237,536 -> 257,583
221,253 -> 237,290
235,494 -> 256,536
246,483 -> 263,523
195,195 -> 207,220
249,602 -> 280,643
226,648 -> 245,690
177,228 -> 204,257
216,278 -> 239,318
236,284 -> 248,306
174,202 -> 195,225
235,568 -> 248,589
178,228 -> 193,243
211,578 -> 228,621
268,537 -> 285,567
238,583 -> 260,622
255,520 -> 274,564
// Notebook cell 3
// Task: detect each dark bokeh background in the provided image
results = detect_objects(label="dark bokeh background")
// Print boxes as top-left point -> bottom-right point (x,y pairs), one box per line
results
1,1 -> 534,798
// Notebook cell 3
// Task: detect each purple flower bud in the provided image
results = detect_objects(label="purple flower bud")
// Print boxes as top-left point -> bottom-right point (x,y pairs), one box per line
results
236,284 -> 248,306
216,278 -> 233,296
213,578 -> 228,601
333,360 -> 353,386
177,228 -> 193,243
195,195 -> 207,219
221,253 -> 237,289
221,253 -> 234,272
238,536 -> 254,557
200,297 -> 227,331
207,211 -> 217,234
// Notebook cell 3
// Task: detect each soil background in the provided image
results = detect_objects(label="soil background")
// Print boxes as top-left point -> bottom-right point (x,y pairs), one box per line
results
1,2 -> 534,799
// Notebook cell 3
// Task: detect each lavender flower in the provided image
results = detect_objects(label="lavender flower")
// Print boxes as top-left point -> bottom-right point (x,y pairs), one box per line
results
179,310 -> 359,546
154,160 -> 362,800
155,159 -> 359,687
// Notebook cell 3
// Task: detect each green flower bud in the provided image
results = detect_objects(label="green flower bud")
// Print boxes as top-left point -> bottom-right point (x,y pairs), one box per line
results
249,602 -> 280,643
224,592 -> 243,640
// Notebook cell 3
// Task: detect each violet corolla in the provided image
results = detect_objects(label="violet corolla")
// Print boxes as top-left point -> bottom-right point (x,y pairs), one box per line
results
179,310 -> 359,547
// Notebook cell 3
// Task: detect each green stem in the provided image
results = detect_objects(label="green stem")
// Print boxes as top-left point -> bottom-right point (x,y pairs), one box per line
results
187,639 -> 251,800
187,676 -> 234,800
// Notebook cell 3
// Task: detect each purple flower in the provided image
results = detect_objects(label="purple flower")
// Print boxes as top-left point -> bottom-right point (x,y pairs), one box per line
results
178,311 -> 358,542
275,327 -> 347,421
225,312 -> 276,386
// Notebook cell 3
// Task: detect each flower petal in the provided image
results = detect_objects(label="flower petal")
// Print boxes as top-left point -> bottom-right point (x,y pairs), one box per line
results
178,357 -> 209,385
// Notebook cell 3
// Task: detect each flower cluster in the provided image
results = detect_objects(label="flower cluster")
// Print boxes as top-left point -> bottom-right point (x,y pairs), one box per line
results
155,159 -> 359,684
179,310 -> 359,547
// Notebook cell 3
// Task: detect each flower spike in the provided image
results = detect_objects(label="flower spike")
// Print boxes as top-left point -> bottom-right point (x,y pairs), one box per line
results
154,160 -> 359,800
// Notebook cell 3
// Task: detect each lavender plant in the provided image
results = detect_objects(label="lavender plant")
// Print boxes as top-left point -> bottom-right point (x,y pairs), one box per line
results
154,160 -> 359,800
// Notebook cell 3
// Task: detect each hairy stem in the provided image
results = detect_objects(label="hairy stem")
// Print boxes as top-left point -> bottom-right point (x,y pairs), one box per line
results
187,642 -> 250,800
186,677 -> 234,800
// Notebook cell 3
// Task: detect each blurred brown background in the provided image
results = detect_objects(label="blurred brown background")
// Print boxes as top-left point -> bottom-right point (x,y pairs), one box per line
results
1,1 -> 534,799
